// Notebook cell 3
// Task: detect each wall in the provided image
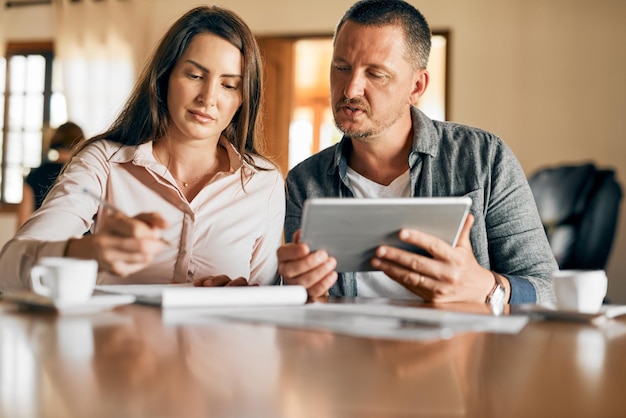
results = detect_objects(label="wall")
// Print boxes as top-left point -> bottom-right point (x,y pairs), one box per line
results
3,0 -> 626,302
0,213 -> 15,247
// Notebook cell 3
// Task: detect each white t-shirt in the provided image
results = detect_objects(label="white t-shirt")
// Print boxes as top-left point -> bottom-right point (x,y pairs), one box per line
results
346,166 -> 421,299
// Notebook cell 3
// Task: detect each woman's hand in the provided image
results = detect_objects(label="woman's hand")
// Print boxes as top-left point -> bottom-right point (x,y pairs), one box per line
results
66,211 -> 169,277
193,275 -> 254,287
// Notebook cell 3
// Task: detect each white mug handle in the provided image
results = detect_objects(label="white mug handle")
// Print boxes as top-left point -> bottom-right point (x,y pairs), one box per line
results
31,266 -> 52,298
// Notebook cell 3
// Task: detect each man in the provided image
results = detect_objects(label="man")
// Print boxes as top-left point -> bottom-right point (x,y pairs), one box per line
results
277,0 -> 557,305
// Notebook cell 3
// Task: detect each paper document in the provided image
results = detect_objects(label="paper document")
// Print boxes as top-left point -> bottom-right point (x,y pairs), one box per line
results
305,303 -> 529,334
190,302 -> 529,342
95,284 -> 308,308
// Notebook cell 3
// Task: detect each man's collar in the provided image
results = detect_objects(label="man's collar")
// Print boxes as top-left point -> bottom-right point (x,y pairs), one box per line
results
409,106 -> 439,160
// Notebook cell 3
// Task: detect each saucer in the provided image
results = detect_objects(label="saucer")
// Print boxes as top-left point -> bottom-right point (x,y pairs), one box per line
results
2,291 -> 136,315
513,304 -> 626,324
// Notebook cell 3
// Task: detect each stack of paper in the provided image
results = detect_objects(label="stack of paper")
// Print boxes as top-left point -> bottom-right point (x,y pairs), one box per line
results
95,284 -> 308,308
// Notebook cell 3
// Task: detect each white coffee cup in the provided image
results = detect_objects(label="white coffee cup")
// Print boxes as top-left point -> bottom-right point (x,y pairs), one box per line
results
30,257 -> 98,304
552,270 -> 608,313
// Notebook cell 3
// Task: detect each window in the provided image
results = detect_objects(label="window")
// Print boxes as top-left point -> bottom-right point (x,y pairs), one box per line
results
1,42 -> 66,204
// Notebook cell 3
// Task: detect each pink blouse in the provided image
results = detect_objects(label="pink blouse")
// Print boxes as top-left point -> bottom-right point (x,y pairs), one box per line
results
0,138 -> 285,291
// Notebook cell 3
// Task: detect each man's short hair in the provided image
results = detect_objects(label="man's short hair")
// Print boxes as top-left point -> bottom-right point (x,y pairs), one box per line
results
335,0 -> 432,70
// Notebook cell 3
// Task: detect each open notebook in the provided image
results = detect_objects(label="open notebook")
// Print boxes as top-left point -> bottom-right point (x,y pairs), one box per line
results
95,284 -> 308,308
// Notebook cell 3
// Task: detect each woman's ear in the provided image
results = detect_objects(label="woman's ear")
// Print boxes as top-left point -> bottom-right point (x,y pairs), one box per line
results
409,69 -> 430,105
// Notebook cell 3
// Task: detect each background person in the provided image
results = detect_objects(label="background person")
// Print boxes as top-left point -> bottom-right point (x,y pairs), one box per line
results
0,6 -> 284,292
17,122 -> 85,227
277,0 -> 557,305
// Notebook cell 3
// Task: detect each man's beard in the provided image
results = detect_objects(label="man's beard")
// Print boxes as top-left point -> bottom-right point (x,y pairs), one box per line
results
333,97 -> 375,139
333,97 -> 405,141
335,122 -> 375,139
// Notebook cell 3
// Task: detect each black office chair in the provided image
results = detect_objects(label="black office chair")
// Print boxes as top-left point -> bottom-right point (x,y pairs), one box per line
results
528,162 -> 622,270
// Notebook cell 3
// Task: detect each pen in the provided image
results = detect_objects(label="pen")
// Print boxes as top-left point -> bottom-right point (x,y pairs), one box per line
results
81,188 -> 174,247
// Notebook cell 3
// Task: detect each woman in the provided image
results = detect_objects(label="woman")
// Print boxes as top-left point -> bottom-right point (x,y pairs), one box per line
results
0,6 -> 285,292
17,122 -> 85,227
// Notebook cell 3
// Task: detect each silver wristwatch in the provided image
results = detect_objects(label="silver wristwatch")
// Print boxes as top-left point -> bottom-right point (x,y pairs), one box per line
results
486,272 -> 506,315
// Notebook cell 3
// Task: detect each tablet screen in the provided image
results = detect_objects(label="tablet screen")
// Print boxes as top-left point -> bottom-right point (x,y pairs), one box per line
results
300,197 -> 472,272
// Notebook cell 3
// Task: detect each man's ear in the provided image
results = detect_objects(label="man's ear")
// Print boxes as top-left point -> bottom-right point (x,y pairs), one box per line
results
409,69 -> 430,105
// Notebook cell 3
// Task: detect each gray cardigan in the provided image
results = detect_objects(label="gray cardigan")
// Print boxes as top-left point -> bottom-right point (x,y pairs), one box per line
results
285,107 -> 557,305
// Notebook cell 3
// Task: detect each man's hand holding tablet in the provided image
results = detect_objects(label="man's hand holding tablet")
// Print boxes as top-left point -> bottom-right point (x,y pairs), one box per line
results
299,197 -> 471,272
277,197 -> 509,303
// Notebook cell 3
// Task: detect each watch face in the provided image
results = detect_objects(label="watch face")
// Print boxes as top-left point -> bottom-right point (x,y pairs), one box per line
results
489,286 -> 506,315
492,286 -> 506,305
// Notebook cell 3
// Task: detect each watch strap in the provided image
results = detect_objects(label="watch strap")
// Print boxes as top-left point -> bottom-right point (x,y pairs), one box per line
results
486,271 -> 504,303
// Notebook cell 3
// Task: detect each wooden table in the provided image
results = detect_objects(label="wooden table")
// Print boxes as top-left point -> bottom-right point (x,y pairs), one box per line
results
1,299 -> 625,418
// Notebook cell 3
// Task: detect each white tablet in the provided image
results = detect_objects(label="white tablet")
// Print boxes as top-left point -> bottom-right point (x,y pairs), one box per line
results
300,197 -> 472,272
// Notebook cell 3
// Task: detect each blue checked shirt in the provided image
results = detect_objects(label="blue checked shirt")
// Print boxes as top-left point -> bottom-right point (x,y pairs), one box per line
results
285,107 -> 557,305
